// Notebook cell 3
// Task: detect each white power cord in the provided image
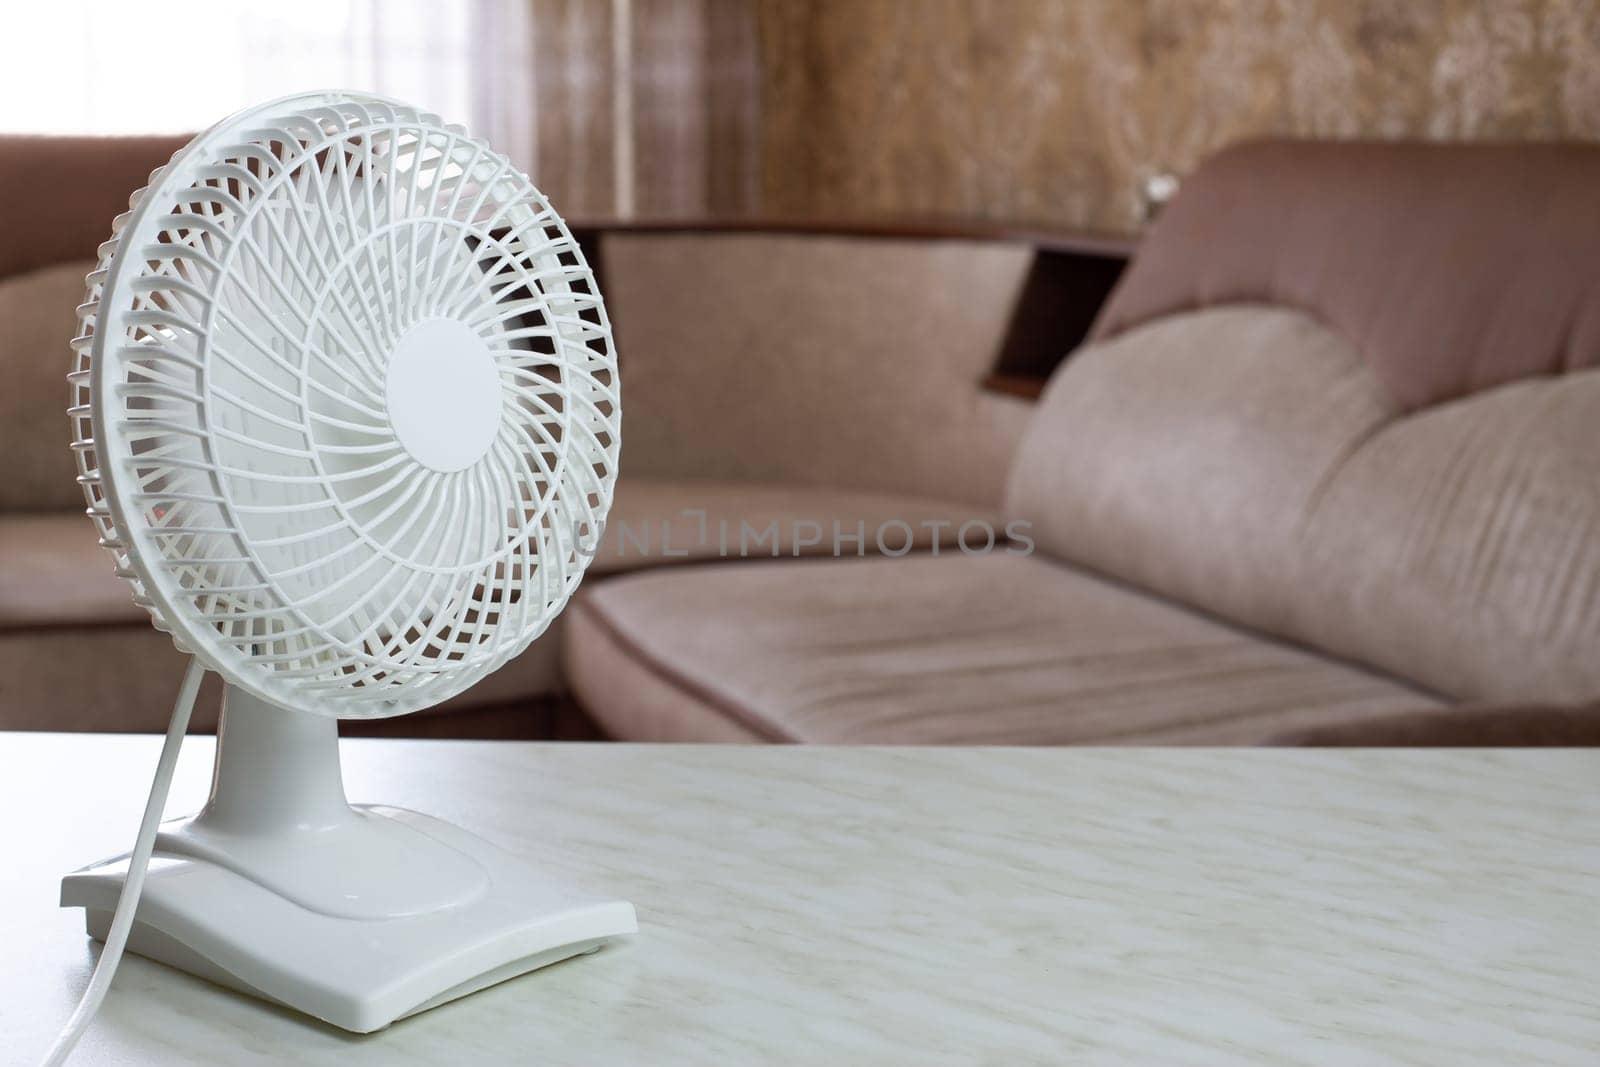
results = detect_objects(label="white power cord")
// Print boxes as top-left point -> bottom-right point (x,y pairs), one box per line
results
41,658 -> 205,1067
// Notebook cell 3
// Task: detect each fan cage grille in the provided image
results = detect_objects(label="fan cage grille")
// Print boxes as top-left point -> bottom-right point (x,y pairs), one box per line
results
68,93 -> 619,718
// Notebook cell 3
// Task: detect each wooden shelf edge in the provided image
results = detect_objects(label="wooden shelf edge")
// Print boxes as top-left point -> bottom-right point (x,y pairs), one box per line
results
567,216 -> 1139,259
982,373 -> 1048,401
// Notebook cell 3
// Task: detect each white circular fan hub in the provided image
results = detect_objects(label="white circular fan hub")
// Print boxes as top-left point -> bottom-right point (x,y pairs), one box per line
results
385,318 -> 505,472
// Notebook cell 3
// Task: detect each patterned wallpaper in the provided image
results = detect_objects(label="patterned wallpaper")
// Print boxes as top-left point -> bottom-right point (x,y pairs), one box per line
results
527,1 -> 1600,230
754,0 -> 1600,233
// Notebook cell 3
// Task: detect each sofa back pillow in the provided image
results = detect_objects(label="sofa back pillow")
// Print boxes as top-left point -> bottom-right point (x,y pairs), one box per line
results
603,232 -> 1033,507
0,261 -> 96,512
0,135 -> 190,513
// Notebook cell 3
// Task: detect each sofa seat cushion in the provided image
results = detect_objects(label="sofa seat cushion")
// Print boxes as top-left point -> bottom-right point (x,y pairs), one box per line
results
591,479 -> 1007,576
0,481 -> 999,628
0,512 -> 561,730
0,513 -> 145,630
0,621 -> 560,732
565,554 -> 1446,744
0,482 -> 995,731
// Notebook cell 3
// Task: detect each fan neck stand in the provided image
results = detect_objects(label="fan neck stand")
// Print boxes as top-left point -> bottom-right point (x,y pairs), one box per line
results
60,683 -> 637,1032
175,686 -> 488,917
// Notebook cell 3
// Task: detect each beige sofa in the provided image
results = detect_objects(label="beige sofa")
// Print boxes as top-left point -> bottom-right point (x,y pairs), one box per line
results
564,141 -> 1600,743
3,136 -> 1596,743
0,137 -> 1024,734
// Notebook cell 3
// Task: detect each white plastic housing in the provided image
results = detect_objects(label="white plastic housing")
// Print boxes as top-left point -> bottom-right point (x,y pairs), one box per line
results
57,90 -> 633,1034
61,686 -> 636,1032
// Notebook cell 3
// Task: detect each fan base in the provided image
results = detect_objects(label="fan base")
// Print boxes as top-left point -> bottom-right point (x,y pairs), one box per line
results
60,806 -> 637,1033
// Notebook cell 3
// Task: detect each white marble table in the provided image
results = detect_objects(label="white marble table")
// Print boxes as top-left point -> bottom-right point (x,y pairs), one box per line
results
1,735 -> 1596,1065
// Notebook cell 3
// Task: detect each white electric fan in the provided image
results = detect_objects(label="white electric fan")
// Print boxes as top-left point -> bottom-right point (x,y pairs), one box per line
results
46,90 -> 629,1056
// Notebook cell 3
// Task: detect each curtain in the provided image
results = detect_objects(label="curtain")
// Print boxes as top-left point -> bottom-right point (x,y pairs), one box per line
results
2,0 -> 761,219
1,0 -> 537,171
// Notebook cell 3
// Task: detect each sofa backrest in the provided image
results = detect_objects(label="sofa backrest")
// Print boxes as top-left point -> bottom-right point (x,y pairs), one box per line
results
1007,140 -> 1600,705
0,135 -> 188,512
601,231 -> 1036,506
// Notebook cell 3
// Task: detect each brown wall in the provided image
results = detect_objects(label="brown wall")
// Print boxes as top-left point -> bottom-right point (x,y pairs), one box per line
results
534,0 -> 1600,233
756,0 -> 1600,234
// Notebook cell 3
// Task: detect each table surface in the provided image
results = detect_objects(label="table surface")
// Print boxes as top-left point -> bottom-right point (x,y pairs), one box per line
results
1,735 -> 1596,1066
